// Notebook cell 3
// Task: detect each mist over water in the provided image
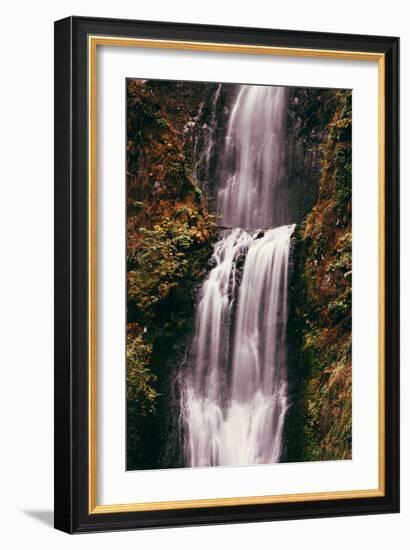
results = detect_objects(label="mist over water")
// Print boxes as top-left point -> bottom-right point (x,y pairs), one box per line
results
180,84 -> 294,467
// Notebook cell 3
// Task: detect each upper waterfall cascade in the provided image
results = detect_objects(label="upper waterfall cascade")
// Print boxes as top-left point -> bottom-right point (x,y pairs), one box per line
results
218,85 -> 286,229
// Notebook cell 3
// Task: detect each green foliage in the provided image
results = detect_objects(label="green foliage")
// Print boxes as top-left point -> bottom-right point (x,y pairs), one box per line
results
333,93 -> 352,218
286,90 -> 352,462
168,161 -> 185,178
127,88 -> 164,147
126,330 -> 159,469
127,333 -> 157,413
128,214 -> 215,317
329,232 -> 352,273
155,115 -> 169,129
287,88 -> 339,144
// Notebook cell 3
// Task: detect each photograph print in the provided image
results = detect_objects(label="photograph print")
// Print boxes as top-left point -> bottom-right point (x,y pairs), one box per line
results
126,78 -> 352,471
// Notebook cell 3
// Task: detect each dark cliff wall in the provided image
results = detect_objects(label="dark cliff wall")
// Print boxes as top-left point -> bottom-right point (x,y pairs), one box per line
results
285,90 -> 352,461
126,79 -> 217,469
285,87 -> 343,223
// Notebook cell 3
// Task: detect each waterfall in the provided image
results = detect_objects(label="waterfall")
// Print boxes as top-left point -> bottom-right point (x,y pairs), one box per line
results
180,84 -> 294,467
218,85 -> 286,229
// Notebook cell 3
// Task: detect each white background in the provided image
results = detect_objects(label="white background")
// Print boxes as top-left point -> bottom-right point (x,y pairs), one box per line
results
98,47 -> 379,504
0,0 -> 407,548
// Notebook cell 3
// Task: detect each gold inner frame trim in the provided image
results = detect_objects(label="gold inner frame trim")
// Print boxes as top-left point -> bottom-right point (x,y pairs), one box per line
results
88,35 -> 386,514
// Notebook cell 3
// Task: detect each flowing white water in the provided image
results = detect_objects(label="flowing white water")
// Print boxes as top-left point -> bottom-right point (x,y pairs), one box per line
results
218,85 -> 286,229
180,84 -> 293,467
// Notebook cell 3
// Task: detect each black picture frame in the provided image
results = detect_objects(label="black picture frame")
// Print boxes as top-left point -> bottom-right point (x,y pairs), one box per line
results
54,15 -> 400,533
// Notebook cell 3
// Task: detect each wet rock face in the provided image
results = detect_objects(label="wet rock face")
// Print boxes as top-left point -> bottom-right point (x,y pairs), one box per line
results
126,79 -> 217,470
284,90 -> 352,462
284,87 -> 341,224
183,83 -> 237,212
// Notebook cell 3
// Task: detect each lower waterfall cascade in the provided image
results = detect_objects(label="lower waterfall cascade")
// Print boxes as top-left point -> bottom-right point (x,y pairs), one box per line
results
181,225 -> 295,466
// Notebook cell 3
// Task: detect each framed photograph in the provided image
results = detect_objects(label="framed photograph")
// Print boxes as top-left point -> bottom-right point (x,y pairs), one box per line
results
54,16 -> 399,533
